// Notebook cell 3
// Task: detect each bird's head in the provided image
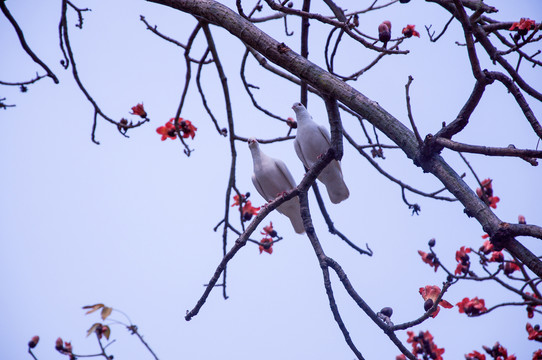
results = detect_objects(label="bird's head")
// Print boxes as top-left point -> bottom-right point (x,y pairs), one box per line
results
248,137 -> 259,149
291,102 -> 305,112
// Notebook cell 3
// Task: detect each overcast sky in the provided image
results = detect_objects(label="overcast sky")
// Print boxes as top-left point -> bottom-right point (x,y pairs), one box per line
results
1,0 -> 541,359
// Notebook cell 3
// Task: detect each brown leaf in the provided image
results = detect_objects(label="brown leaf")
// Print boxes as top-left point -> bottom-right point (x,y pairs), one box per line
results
102,325 -> 111,340
82,304 -> 104,315
86,323 -> 102,337
101,306 -> 113,321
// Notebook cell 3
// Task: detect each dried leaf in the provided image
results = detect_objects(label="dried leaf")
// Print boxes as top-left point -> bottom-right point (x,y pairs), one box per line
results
86,323 -> 102,337
102,325 -> 111,340
101,306 -> 113,321
82,304 -> 104,315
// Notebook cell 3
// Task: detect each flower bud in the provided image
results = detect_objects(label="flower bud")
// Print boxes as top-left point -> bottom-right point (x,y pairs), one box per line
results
378,21 -> 391,44
518,215 -> 526,224
28,336 -> 40,349
55,337 -> 63,351
428,238 -> 436,247
424,299 -> 434,311
380,307 -> 393,317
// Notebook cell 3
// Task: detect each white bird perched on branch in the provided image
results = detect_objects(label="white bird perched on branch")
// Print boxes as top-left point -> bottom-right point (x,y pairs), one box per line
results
292,102 -> 349,204
248,138 -> 305,234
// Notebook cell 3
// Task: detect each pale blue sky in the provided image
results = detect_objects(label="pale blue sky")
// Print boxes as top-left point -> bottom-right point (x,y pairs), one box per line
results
1,1 -> 541,359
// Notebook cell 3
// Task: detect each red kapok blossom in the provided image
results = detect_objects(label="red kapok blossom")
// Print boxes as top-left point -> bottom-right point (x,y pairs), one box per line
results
524,292 -> 540,319
259,237 -> 273,254
232,194 -> 247,207
156,120 -> 176,141
457,297 -> 487,316
533,349 -> 542,360
378,21 -> 392,44
261,222 -> 277,237
504,261 -> 520,276
479,239 -> 494,254
419,285 -> 453,318
456,246 -> 471,263
418,250 -> 439,272
455,246 -> 471,275
395,355 -> 406,360
488,251 -> 504,263
402,24 -> 420,38
466,350 -> 486,360
476,178 -> 500,209
483,342 -> 516,360
406,331 -> 444,360
130,103 -> 147,118
509,18 -> 536,35
175,118 -> 197,139
526,323 -> 542,342
241,200 -> 260,221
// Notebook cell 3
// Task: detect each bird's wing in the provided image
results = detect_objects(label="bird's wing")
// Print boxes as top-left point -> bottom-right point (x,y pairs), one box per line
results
252,173 -> 272,202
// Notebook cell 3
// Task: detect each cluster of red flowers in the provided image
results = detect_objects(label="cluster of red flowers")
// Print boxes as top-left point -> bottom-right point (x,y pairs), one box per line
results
405,331 -> 444,360
455,246 -> 472,275
156,117 -> 197,141
509,18 -> 536,35
457,297 -> 488,316
466,342 -> 518,360
476,178 -> 500,209
527,323 -> 542,342
232,194 -> 260,222
259,222 -> 277,254
418,250 -> 439,272
419,285 -> 453,318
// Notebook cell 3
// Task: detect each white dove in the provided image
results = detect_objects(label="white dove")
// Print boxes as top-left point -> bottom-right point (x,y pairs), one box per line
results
292,102 -> 349,204
248,138 -> 305,234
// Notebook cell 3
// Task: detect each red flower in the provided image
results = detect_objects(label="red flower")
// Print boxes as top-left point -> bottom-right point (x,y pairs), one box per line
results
232,194 -> 247,207
402,24 -> 420,38
481,233 -> 490,239
488,251 -> 504,263
406,331 -> 444,360
378,21 -> 392,44
527,323 -> 542,342
476,178 -> 500,209
418,250 -> 439,272
231,194 -> 260,221
130,103 -> 147,118
419,285 -> 453,317
518,215 -> 526,224
156,120 -> 177,141
456,246 -> 471,263
261,222 -> 277,237
457,297 -> 487,316
395,355 -> 406,360
533,349 -> 542,360
241,200 -> 260,221
479,240 -> 493,254
455,246 -> 471,275
466,350 -> 486,360
509,18 -> 536,35
259,237 -> 273,254
504,261 -> 520,276
175,118 -> 197,139
483,342 -> 516,360
524,292 -> 540,319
